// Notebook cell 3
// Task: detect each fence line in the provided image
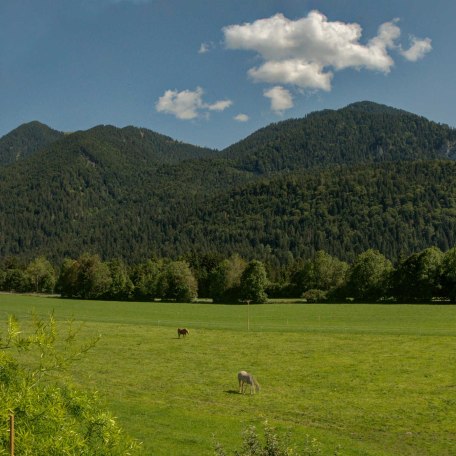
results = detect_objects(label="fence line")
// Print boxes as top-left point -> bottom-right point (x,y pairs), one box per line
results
148,318 -> 456,336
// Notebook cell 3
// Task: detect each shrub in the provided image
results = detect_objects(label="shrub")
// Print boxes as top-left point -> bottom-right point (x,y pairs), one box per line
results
302,289 -> 328,303
214,421 -> 337,456
0,314 -> 142,455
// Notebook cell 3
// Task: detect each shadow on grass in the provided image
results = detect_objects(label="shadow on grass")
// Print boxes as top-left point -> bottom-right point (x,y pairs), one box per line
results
225,390 -> 240,395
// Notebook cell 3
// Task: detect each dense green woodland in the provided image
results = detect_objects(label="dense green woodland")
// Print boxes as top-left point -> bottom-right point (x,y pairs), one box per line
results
1,101 -> 456,273
2,246 -> 456,303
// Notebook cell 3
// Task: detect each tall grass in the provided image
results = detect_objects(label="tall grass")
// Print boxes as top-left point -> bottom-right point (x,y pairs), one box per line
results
0,294 -> 455,455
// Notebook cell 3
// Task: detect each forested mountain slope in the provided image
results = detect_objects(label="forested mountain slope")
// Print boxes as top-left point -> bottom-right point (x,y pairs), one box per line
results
189,160 -> 456,265
222,101 -> 456,173
1,101 -> 456,265
0,121 -> 64,166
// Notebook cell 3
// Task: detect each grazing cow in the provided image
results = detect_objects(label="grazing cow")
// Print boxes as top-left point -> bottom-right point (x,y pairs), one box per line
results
238,370 -> 260,394
177,328 -> 189,338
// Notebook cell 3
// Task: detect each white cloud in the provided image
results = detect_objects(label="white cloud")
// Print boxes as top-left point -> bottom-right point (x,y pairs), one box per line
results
155,87 -> 203,120
155,87 -> 232,120
400,36 -> 432,61
234,113 -> 249,122
249,60 -> 332,91
223,11 -> 432,93
264,86 -> 294,114
207,99 -> 232,111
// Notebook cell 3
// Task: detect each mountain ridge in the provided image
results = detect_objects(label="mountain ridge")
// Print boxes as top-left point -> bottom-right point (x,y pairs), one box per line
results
221,101 -> 456,173
1,101 -> 456,266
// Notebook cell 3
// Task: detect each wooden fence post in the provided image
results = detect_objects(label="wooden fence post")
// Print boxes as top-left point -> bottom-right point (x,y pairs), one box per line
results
9,414 -> 14,456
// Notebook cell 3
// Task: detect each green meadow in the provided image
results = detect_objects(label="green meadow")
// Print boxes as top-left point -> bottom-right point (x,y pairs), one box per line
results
1,294 -> 456,455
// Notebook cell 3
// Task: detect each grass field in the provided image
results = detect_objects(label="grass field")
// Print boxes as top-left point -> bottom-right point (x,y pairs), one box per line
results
1,294 -> 455,455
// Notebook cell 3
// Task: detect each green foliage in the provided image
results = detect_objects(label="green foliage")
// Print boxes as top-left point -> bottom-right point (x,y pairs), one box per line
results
158,260 -> 198,302
107,258 -> 134,300
292,251 -> 348,296
2,269 -> 31,293
0,314 -> 141,455
5,243 -> 456,302
392,247 -> 444,302
240,260 -> 268,304
184,251 -> 223,298
209,254 -> 247,303
57,253 -> 112,299
0,121 -> 64,166
1,102 -> 456,267
26,256 -> 56,293
223,101 -> 456,173
439,247 -> 456,302
130,259 -> 162,301
214,421 -> 333,456
345,249 -> 393,302
301,289 -> 328,303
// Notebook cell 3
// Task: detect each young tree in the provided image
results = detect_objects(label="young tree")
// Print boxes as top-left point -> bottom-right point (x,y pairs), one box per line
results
0,314 -> 141,454
26,256 -> 56,293
240,260 -> 268,304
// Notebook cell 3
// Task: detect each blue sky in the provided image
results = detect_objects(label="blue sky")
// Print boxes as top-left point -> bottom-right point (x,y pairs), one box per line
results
0,0 -> 454,149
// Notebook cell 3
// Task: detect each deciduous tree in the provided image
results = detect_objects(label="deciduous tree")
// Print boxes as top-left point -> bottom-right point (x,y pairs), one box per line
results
240,260 -> 268,304
345,249 -> 393,301
392,247 -> 443,302
26,256 -> 56,293
158,260 -> 198,302
209,254 -> 246,303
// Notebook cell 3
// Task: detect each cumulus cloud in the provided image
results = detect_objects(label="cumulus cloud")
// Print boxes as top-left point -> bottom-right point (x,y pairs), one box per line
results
155,87 -> 232,120
264,86 -> 294,113
223,10 -> 432,93
234,113 -> 249,122
400,36 -> 432,61
155,87 -> 203,120
249,60 -> 332,91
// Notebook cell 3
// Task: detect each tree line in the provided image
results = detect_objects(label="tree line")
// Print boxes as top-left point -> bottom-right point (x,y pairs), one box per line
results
2,245 -> 456,303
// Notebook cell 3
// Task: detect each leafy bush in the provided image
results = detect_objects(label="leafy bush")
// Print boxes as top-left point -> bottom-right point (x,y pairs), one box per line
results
302,289 -> 328,303
0,314 -> 142,455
